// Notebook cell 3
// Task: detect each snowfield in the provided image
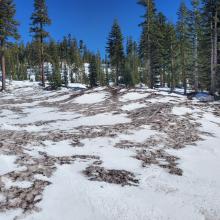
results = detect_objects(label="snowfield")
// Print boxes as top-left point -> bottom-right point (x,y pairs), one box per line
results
0,81 -> 220,220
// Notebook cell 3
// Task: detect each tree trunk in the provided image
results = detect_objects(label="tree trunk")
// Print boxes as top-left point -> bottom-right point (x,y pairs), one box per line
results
210,9 -> 218,95
171,43 -> 175,93
1,52 -> 6,91
116,63 -> 119,86
181,44 -> 187,95
1,40 -> 6,91
213,9 -> 218,94
194,34 -> 199,92
211,20 -> 214,93
40,43 -> 45,87
147,0 -> 152,89
40,25 -> 45,87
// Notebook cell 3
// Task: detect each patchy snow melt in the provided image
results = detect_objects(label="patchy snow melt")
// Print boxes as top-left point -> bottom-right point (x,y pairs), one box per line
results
1,81 -> 220,220
73,92 -> 108,104
0,155 -> 18,176
172,106 -> 201,116
119,92 -> 150,102
121,103 -> 146,111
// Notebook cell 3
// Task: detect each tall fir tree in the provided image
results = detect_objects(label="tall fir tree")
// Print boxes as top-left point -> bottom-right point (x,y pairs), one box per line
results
30,0 -> 51,87
96,51 -> 105,86
89,55 -> 98,88
106,19 -> 124,85
165,23 -> 179,92
63,64 -> 68,87
138,0 -> 158,88
155,12 -> 168,87
104,55 -> 110,86
177,2 -> 191,95
124,37 -> 140,87
0,0 -> 19,91
48,40 -> 62,89
188,0 -> 202,91
201,0 -> 220,94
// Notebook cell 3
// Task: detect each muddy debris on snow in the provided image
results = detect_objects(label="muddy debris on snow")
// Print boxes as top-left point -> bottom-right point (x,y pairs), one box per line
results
0,179 -> 50,213
135,149 -> 183,176
83,166 -> 139,186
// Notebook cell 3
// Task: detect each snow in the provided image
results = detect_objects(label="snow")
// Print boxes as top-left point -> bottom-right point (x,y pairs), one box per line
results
0,210 -> 22,220
46,94 -> 71,102
119,92 -> 150,102
1,81 -> 220,220
0,194 -> 5,203
68,83 -> 87,89
0,155 -> 18,176
30,140 -> 75,157
73,92 -> 109,104
121,103 -> 146,111
149,95 -> 184,104
72,112 -> 131,127
172,106 -> 201,116
1,177 -> 32,190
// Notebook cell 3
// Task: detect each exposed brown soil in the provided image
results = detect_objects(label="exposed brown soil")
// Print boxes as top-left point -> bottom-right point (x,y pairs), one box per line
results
83,166 -> 139,186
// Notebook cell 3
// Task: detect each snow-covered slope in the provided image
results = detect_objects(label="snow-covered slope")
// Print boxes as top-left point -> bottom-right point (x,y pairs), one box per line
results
0,81 -> 220,220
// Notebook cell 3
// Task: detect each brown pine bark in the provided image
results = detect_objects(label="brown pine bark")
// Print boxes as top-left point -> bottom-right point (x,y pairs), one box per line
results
1,52 -> 6,91
194,35 -> 199,92
1,40 -> 6,91
40,23 -> 45,87
210,9 -> 218,95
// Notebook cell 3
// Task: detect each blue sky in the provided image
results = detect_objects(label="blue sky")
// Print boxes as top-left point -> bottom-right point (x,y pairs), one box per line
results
14,0 -> 190,56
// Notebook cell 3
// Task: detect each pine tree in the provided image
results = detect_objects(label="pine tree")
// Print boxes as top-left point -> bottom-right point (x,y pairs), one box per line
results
63,64 -> 68,87
188,0 -> 202,91
6,43 -> 27,81
59,36 -> 68,65
30,0 -> 51,87
59,36 -> 69,87
0,0 -> 19,91
177,2 -> 191,95
155,12 -> 168,87
68,37 -> 82,83
138,0 -> 157,88
48,40 -> 61,89
104,55 -> 110,86
197,3 -> 211,91
96,51 -> 105,86
201,0 -> 220,94
89,55 -> 98,88
165,23 -> 179,92
124,37 -> 140,87
106,19 -> 124,85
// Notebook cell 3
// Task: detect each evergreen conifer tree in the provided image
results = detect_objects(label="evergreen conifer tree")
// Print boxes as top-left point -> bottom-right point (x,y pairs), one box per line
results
48,40 -> 61,89
201,0 -> 220,94
0,0 -> 19,91
165,23 -> 179,92
30,0 -> 51,87
106,19 -> 124,85
188,0 -> 202,91
177,2 -> 191,94
138,0 -> 157,88
124,37 -> 140,87
89,55 -> 98,88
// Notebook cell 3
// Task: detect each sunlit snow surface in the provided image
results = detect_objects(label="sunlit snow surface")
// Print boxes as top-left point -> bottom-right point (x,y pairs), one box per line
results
0,81 -> 220,220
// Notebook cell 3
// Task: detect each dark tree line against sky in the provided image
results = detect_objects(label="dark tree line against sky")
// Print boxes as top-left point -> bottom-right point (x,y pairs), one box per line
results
0,0 -> 219,94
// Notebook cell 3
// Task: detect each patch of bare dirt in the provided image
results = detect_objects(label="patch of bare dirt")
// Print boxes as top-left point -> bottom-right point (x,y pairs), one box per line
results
0,179 -> 50,213
83,166 -> 139,186
135,149 -> 183,176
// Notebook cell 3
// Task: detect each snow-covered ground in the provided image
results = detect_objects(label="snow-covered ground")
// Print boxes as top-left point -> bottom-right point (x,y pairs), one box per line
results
0,81 -> 220,220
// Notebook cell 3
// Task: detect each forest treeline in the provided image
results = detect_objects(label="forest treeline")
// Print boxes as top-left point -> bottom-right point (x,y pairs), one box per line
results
0,0 -> 219,94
